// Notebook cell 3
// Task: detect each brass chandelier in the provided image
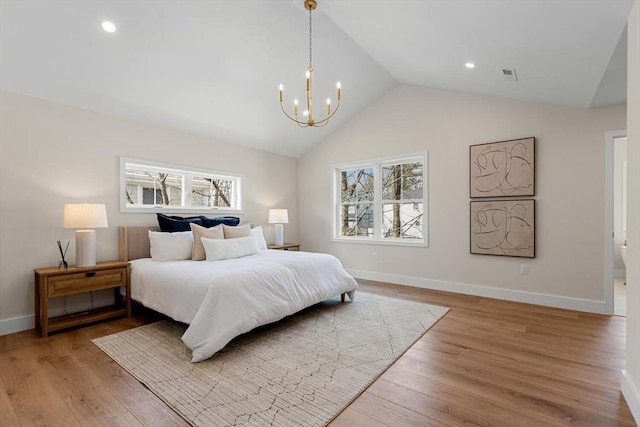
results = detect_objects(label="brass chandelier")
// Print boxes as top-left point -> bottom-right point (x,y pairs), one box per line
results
279,0 -> 341,127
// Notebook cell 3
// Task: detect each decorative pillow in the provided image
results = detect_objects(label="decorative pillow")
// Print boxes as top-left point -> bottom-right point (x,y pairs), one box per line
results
190,223 -> 223,261
223,223 -> 251,239
200,216 -> 241,228
251,226 -> 268,251
201,236 -> 260,261
157,213 -> 203,232
148,230 -> 193,261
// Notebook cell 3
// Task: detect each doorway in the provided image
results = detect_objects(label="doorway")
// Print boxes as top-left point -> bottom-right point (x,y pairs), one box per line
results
605,130 -> 628,316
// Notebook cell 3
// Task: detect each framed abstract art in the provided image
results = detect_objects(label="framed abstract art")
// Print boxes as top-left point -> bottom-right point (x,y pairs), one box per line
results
470,137 -> 535,198
470,199 -> 535,258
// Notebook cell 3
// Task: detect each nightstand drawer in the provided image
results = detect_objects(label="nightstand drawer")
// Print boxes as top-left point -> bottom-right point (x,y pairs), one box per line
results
47,268 -> 127,297
267,243 -> 300,251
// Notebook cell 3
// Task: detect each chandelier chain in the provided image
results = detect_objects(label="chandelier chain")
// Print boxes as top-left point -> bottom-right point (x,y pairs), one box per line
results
308,5 -> 313,70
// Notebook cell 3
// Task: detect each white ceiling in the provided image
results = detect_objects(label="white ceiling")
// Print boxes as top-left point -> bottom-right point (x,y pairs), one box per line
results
0,0 -> 633,158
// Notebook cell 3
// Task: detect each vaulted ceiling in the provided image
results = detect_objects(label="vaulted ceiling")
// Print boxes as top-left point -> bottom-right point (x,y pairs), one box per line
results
0,0 -> 633,158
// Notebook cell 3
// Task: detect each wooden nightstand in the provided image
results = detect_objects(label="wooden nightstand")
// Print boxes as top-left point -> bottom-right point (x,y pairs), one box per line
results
34,260 -> 131,337
267,243 -> 300,251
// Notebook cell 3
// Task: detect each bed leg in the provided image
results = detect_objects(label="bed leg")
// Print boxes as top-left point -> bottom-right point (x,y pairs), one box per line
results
341,291 -> 356,302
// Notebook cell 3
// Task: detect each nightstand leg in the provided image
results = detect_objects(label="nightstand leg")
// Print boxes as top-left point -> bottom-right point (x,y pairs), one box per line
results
125,265 -> 131,317
34,272 -> 41,332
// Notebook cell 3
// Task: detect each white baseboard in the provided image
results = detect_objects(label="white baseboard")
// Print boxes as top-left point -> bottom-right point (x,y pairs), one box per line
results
348,269 -> 611,314
0,314 -> 34,336
622,370 -> 640,425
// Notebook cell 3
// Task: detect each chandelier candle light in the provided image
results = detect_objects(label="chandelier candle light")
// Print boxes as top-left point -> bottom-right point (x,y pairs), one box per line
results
279,0 -> 341,127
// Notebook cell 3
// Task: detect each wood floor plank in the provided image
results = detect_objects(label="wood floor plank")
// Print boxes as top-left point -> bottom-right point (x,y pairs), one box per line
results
0,280 -> 635,426
68,385 -> 144,427
339,391 -> 444,426
0,377 -> 20,427
425,327 -> 622,390
391,350 -> 626,426
377,360 -> 568,426
364,377 -> 482,427
329,406 -> 389,427
59,321 -> 189,426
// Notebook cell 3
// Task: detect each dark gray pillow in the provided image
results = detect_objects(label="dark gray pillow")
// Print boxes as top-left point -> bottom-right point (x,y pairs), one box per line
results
157,213 -> 203,232
200,216 -> 240,228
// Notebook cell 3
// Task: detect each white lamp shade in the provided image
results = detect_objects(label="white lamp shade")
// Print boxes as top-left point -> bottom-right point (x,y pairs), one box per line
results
268,209 -> 289,224
63,204 -> 108,229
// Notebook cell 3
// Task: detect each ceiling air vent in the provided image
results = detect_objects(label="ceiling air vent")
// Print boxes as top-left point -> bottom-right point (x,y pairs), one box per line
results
502,68 -> 519,82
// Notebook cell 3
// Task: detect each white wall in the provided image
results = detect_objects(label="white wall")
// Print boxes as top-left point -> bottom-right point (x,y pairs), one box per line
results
299,84 -> 626,314
0,91 -> 298,334
622,0 -> 640,422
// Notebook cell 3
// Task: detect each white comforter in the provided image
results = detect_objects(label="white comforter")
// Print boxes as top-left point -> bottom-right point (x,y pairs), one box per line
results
130,250 -> 358,362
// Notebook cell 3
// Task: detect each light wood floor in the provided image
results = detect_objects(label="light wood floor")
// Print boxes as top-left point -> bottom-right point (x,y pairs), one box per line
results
1,280 -> 635,426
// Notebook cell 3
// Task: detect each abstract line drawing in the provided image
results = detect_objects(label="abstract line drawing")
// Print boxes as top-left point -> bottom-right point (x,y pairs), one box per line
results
470,137 -> 535,197
470,200 -> 535,257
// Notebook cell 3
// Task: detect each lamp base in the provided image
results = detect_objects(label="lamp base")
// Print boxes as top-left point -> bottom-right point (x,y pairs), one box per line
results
75,229 -> 96,267
274,224 -> 284,246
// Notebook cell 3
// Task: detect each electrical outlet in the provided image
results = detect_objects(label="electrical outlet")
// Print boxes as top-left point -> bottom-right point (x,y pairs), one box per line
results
520,264 -> 529,275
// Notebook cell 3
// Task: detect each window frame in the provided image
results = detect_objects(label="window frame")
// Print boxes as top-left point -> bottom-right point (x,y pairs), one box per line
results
331,152 -> 428,247
120,157 -> 244,214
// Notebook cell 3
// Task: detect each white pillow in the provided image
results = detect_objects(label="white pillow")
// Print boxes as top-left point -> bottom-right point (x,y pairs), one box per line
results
202,235 -> 260,261
251,226 -> 268,251
148,230 -> 193,261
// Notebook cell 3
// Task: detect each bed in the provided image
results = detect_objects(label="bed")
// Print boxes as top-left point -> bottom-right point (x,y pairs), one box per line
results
118,225 -> 358,362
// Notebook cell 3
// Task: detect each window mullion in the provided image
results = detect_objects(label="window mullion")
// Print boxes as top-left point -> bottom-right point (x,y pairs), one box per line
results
152,171 -> 158,206
183,173 -> 191,208
234,177 -> 239,209
372,163 -> 382,239
338,169 -> 347,238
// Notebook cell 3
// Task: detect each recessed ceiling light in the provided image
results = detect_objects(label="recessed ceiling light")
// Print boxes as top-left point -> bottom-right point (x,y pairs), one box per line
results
465,62 -> 475,69
101,21 -> 116,33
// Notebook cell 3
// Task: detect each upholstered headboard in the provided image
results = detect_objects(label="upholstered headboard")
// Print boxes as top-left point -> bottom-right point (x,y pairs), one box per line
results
118,223 -> 255,261
118,225 -> 159,261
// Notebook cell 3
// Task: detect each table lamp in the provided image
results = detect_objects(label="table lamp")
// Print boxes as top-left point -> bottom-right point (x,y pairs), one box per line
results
268,209 -> 289,246
63,203 -> 108,267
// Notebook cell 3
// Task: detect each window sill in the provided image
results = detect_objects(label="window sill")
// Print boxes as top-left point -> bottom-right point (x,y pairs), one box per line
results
331,237 -> 429,248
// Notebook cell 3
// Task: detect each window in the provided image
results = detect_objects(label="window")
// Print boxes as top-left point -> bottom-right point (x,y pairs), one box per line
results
332,153 -> 427,246
120,157 -> 242,213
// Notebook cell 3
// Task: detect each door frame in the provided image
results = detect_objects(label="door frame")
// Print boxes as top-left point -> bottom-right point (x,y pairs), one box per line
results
605,129 -> 627,315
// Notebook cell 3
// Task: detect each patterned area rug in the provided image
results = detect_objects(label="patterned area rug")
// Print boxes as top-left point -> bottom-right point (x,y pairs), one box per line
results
93,292 -> 449,426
